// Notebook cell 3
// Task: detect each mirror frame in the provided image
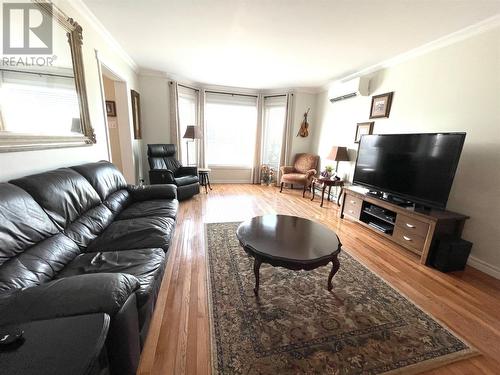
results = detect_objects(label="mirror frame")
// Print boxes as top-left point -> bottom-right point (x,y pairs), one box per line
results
0,1 -> 96,152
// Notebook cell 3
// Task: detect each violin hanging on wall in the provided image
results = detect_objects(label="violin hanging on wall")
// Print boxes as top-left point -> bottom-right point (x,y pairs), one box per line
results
297,108 -> 310,137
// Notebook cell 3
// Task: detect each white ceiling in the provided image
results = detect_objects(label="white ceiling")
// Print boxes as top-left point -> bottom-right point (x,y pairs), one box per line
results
82,0 -> 500,89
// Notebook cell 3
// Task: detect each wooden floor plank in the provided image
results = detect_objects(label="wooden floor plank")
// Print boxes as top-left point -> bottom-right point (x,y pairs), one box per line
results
138,184 -> 500,374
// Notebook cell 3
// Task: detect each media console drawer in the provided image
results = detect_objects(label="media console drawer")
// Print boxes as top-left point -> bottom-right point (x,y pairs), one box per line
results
395,214 -> 429,238
343,195 -> 362,219
393,226 -> 426,254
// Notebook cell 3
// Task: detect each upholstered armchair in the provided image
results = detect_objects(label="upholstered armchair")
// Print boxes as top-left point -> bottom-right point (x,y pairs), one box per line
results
147,144 -> 200,200
280,153 -> 319,197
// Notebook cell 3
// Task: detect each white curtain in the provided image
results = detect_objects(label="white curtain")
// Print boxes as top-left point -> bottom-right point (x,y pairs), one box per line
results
277,93 -> 294,184
169,81 -> 182,155
197,88 -> 207,168
252,93 -> 264,184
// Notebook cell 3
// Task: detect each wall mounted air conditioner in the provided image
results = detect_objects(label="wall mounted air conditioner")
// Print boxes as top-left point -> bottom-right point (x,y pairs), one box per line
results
328,76 -> 370,102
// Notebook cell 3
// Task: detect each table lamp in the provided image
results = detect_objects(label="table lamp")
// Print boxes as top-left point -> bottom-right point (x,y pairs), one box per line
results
327,146 -> 349,176
182,125 -> 201,165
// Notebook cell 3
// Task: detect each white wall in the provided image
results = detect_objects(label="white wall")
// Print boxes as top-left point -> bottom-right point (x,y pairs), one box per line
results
289,92 -> 317,159
312,26 -> 500,277
138,74 -> 171,183
0,0 -> 138,181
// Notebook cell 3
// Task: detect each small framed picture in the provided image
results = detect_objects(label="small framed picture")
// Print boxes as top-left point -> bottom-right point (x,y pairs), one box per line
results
369,92 -> 393,119
105,101 -> 116,117
355,122 -> 374,143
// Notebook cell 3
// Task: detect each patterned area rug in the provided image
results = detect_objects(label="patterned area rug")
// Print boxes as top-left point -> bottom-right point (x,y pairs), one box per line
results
206,222 -> 477,375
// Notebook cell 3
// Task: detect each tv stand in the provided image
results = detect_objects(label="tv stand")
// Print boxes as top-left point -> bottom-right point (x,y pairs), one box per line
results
340,186 -> 469,264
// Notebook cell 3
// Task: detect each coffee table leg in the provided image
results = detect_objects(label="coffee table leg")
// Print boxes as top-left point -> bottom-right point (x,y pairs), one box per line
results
253,257 -> 262,295
327,256 -> 340,291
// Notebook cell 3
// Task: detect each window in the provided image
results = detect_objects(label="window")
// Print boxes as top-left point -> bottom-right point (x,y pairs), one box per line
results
262,96 -> 286,171
205,93 -> 257,167
178,86 -> 198,165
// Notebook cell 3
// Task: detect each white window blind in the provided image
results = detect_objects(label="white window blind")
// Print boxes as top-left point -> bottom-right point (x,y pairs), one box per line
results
262,95 -> 286,171
205,92 -> 258,167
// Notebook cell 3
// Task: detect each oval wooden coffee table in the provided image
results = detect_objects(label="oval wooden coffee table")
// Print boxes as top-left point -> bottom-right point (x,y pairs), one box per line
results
236,214 -> 342,296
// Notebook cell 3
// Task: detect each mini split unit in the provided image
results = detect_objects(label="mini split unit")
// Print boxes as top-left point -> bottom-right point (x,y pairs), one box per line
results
328,76 -> 370,102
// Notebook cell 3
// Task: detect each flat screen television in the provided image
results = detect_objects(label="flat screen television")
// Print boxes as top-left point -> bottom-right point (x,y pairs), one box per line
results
353,133 -> 466,209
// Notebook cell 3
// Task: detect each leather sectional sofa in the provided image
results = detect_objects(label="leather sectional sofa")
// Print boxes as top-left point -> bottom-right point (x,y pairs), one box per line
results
0,161 -> 178,375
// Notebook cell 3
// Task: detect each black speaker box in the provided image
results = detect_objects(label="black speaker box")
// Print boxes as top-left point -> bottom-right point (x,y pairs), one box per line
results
430,236 -> 472,272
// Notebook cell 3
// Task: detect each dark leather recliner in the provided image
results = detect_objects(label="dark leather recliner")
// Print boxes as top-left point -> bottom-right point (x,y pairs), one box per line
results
147,144 -> 200,200
0,161 -> 178,375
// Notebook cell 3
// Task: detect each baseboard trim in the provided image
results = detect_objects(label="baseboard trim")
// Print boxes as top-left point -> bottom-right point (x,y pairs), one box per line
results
211,180 -> 252,184
467,256 -> 500,279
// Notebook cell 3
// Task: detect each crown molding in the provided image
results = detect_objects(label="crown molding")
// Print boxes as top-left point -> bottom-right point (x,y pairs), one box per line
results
68,0 -> 138,72
319,14 -> 500,92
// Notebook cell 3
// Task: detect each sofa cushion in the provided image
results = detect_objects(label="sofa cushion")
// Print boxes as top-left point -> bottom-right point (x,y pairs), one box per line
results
0,183 -> 59,265
71,161 -> 127,201
0,273 -> 140,326
117,200 -> 178,221
0,233 -> 80,291
175,175 -> 199,186
64,204 -> 116,249
10,168 -> 101,230
87,217 -> 175,252
56,249 -> 165,309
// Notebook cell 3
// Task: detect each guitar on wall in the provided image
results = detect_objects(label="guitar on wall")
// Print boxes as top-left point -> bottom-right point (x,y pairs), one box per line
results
297,108 -> 310,137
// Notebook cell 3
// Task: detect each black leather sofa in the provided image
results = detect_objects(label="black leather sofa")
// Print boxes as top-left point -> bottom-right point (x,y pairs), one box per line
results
147,144 -> 200,200
0,161 -> 178,375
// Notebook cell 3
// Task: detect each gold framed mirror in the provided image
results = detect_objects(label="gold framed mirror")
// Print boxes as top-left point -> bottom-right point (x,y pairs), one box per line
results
0,1 -> 95,152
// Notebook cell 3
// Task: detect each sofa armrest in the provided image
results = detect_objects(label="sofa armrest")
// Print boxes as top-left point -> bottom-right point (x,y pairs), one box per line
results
176,166 -> 198,177
280,166 -> 295,174
127,184 -> 177,201
0,273 -> 140,326
149,169 -> 175,184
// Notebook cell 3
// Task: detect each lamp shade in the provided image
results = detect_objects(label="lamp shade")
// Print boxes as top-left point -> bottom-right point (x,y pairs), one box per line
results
327,146 -> 349,162
183,125 -> 201,139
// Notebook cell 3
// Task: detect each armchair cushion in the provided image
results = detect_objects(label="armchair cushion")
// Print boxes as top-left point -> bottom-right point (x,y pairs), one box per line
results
281,173 -> 308,184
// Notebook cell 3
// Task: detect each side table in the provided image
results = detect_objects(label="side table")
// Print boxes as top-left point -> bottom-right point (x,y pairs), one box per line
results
0,313 -> 110,375
311,177 -> 344,207
198,168 -> 212,194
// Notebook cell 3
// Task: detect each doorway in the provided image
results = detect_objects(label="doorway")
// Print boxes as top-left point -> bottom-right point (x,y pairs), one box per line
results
99,63 -> 138,183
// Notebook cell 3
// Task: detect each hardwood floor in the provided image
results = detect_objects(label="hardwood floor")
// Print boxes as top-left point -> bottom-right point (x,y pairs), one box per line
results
138,184 -> 500,375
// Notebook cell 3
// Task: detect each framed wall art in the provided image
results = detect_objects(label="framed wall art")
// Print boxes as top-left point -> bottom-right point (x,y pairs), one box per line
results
369,92 -> 393,119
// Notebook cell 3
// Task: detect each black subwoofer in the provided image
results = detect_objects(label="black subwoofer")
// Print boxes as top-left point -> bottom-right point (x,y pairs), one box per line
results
430,236 -> 472,272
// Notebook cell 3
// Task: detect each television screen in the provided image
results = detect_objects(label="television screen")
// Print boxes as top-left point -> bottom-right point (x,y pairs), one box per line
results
353,133 -> 466,209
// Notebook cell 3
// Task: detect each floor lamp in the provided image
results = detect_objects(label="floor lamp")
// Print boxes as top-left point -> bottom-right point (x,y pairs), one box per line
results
182,125 -> 201,166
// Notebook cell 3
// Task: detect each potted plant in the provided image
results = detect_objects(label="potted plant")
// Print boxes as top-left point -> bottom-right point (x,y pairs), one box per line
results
321,165 -> 334,178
